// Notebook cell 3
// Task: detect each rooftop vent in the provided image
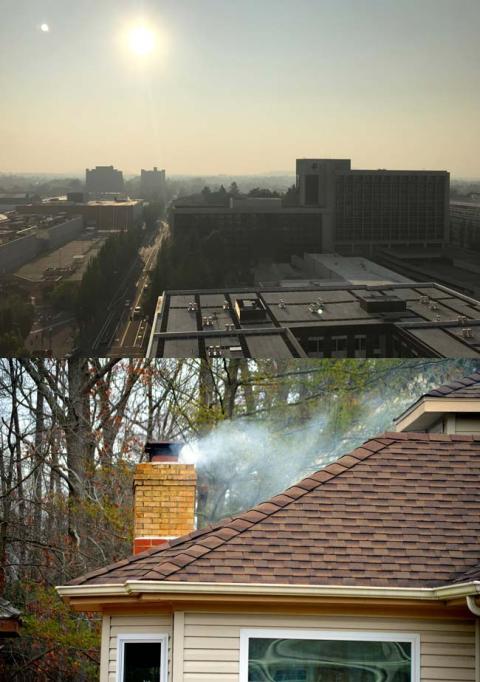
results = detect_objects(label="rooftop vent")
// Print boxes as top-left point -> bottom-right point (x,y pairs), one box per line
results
202,315 -> 214,328
234,298 -> 268,324
207,345 -> 223,357
357,292 -> 407,314
308,302 -> 324,316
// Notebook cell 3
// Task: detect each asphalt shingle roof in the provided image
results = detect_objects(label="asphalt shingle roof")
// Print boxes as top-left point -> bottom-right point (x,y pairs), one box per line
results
424,371 -> 480,398
72,432 -> 480,590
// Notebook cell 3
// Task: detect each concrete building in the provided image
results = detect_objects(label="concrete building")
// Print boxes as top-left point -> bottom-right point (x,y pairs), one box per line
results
172,197 -> 324,261
17,199 -> 142,231
140,167 -> 166,201
85,165 -> 124,196
296,159 -> 450,254
0,214 -> 83,275
147,282 -> 480,359
172,158 -> 449,261
450,200 -> 480,251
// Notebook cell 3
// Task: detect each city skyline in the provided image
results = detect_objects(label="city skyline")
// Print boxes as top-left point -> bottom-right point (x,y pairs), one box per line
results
1,0 -> 480,177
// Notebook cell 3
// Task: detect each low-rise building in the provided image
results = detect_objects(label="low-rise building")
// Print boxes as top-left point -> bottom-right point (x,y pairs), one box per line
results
147,282 -> 480,359
16,199 -> 142,230
172,197 -> 324,261
0,213 -> 84,275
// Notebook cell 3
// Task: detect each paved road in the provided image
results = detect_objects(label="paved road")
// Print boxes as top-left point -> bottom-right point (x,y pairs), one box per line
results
110,222 -> 168,356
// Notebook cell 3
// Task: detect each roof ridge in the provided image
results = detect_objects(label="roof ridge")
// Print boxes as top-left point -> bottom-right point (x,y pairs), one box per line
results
138,435 -> 396,582
381,430 -> 479,441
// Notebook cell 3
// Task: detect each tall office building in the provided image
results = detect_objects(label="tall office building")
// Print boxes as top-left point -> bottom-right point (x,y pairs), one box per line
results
85,166 -> 125,196
296,159 -> 450,254
140,167 -> 166,201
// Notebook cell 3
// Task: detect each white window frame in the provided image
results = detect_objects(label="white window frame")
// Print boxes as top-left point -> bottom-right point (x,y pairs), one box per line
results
239,628 -> 420,682
116,633 -> 168,682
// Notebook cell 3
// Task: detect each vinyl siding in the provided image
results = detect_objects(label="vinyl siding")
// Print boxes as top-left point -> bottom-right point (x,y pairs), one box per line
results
181,612 -> 476,682
101,614 -> 173,682
456,417 -> 480,434
100,610 -> 476,682
426,415 -> 480,435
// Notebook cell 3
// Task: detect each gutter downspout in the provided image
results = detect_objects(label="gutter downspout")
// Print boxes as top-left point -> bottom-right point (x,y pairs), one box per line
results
466,596 -> 480,682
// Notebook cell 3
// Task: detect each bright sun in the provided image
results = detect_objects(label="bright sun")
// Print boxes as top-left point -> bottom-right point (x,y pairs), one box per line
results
128,25 -> 156,56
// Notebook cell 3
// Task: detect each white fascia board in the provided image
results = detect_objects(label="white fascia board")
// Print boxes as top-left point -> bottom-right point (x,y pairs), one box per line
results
56,579 -> 480,601
395,397 -> 480,431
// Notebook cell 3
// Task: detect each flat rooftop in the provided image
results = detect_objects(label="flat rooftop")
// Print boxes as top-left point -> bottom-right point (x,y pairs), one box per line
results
15,236 -> 105,283
148,282 -> 480,359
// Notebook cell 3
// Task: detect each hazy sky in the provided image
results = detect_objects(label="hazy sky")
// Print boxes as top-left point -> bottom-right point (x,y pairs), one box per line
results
1,0 -> 479,177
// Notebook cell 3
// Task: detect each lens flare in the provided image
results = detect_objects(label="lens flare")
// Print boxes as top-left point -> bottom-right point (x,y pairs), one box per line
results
40,23 -> 50,32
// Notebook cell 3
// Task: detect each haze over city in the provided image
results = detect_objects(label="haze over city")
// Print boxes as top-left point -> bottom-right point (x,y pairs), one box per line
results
1,0 -> 480,177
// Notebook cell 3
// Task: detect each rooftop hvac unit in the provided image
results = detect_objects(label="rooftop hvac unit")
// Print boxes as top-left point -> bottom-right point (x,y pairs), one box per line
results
429,302 -> 439,311
461,328 -> 474,339
202,316 -> 214,328
187,302 -> 198,312
419,296 -> 429,305
458,315 -> 468,326
234,298 -> 268,323
357,292 -> 407,314
225,323 -> 235,332
278,299 -> 287,310
222,300 -> 230,311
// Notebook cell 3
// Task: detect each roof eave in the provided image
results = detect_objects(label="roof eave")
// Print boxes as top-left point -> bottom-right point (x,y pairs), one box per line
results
395,396 -> 480,432
56,579 -> 480,602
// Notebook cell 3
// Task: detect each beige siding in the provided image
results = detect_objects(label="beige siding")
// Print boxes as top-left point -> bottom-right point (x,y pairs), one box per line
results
102,614 -> 173,682
182,612 -> 476,682
456,417 -> 480,434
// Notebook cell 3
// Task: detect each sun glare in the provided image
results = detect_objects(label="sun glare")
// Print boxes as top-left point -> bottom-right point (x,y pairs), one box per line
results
128,25 -> 156,56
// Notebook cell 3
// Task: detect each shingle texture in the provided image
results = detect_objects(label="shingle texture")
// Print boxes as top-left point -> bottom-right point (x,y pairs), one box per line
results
71,432 -> 480,589
424,371 -> 480,398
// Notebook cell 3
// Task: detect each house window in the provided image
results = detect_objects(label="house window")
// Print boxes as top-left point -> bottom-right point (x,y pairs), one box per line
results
240,629 -> 419,682
117,634 -> 168,682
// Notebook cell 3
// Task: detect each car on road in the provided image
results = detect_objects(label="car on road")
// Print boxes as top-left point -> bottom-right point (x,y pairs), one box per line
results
131,306 -> 142,320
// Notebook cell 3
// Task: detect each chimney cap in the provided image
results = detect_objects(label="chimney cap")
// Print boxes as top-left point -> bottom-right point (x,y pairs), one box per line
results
144,441 -> 184,463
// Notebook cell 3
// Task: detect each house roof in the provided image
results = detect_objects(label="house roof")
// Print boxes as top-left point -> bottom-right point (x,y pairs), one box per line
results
423,370 -> 480,399
72,432 -> 480,590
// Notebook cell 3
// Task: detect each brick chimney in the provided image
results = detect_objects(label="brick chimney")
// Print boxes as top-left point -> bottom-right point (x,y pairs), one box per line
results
133,442 -> 197,555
